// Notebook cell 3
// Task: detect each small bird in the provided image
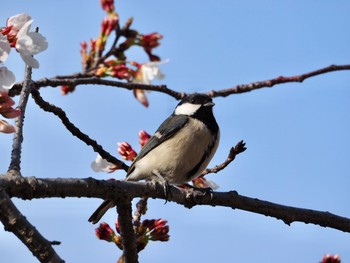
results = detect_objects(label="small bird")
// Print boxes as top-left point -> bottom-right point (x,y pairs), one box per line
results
88,93 -> 220,224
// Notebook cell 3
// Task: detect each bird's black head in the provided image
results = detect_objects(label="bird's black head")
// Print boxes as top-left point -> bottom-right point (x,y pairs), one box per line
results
174,93 -> 214,116
174,93 -> 218,133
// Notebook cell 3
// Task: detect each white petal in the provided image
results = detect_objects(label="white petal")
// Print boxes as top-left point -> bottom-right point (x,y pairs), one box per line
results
140,62 -> 166,84
7,13 -> 31,30
16,20 -> 32,40
25,32 -> 48,54
16,32 -> 48,68
91,155 -> 115,173
0,35 -> 11,63
19,53 -> 39,68
0,67 -> 16,91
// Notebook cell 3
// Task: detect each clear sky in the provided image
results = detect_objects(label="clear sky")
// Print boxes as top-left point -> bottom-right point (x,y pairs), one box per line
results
1,1 -> 350,262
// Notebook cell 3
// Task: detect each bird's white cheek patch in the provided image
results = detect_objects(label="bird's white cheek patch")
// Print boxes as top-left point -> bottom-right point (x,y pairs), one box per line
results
175,103 -> 201,116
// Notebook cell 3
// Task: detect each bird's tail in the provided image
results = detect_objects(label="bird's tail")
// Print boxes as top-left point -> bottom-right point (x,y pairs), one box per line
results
88,200 -> 114,224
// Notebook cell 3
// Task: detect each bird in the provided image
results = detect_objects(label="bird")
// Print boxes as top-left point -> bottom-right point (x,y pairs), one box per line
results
88,93 -> 220,224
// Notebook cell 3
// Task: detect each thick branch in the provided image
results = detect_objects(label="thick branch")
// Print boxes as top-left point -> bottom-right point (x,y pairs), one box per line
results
116,199 -> 139,263
0,186 -> 64,263
1,176 -> 350,233
207,64 -> 350,97
30,89 -> 128,171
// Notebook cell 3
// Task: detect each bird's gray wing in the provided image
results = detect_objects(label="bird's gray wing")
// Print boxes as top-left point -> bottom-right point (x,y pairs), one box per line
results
126,114 -> 189,176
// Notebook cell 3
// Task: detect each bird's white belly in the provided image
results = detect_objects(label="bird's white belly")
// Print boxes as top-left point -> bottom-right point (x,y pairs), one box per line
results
129,118 -> 219,184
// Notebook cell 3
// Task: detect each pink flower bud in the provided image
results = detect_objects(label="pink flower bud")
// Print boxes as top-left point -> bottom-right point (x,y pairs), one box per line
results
321,254 -> 341,263
140,33 -> 163,50
117,142 -> 137,161
101,15 -> 118,37
138,130 -> 151,147
95,222 -> 116,242
100,0 -> 115,13
61,85 -> 75,95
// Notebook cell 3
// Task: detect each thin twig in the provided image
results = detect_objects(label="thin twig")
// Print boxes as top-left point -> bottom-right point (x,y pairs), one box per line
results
207,64 -> 350,97
116,199 -> 139,263
30,89 -> 129,171
132,197 -> 148,232
8,65 -> 34,173
201,140 -> 246,176
0,186 -> 64,262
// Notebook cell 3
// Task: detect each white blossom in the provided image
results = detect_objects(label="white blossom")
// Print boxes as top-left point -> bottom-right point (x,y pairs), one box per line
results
135,60 -> 168,85
91,155 -> 118,173
15,20 -> 48,68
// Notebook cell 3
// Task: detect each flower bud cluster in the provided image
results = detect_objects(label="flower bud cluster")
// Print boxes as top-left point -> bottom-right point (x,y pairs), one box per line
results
96,218 -> 170,256
68,0 -> 167,107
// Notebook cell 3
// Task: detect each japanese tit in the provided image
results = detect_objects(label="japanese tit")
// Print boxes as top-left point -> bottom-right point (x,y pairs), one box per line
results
89,93 -> 220,224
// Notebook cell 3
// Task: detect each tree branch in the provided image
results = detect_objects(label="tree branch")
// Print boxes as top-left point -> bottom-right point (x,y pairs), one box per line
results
8,65 -> 34,173
201,140 -> 246,176
30,89 -> 129,171
10,76 -> 184,100
132,197 -> 148,232
207,64 -> 350,97
116,199 -> 139,263
9,64 -> 350,102
0,186 -> 64,263
1,175 -> 350,233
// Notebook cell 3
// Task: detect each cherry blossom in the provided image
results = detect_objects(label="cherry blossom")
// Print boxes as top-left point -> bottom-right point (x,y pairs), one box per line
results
15,20 -> 48,68
91,154 -> 119,173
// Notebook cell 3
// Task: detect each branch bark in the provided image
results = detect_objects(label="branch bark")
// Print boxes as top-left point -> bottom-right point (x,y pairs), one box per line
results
9,64 -> 350,101
116,199 -> 139,263
8,65 -> 34,173
1,175 -> 349,233
207,64 -> 350,97
10,76 -> 184,100
0,186 -> 64,263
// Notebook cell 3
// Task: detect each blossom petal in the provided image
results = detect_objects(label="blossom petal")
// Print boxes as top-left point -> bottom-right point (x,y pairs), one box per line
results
7,13 -> 32,31
0,67 -> 16,91
15,19 -> 32,40
133,89 -> 149,108
0,119 -> 16,133
0,35 -> 11,63
19,52 -> 39,68
24,32 -> 48,55
91,155 -> 118,173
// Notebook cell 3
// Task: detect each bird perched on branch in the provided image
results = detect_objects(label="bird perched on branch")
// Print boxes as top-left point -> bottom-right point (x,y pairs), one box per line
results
89,93 -> 220,224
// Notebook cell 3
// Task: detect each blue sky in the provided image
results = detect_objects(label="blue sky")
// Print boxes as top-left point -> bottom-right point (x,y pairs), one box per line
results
1,1 -> 350,262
